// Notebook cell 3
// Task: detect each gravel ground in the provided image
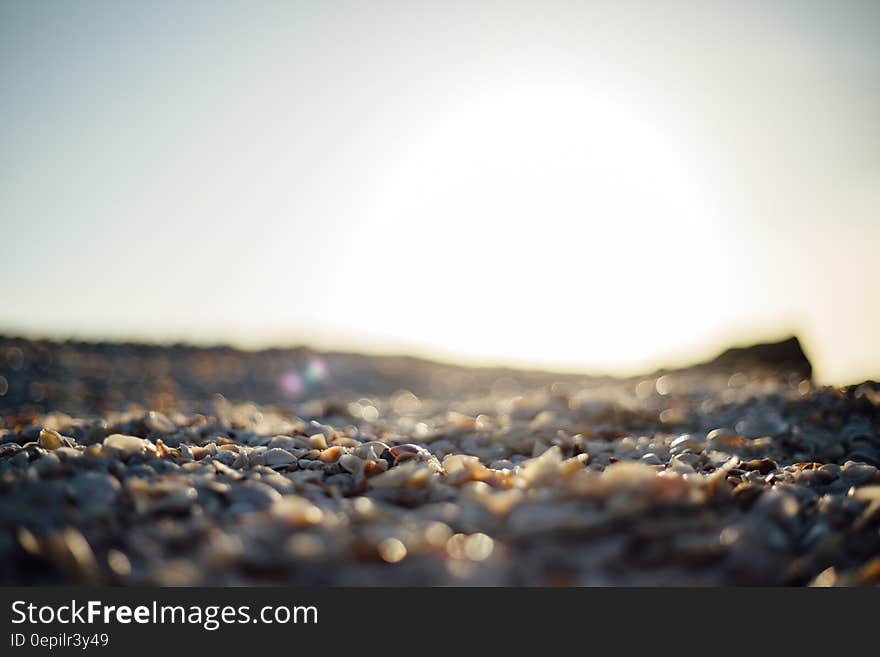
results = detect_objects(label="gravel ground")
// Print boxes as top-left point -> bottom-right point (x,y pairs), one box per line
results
1,336 -> 878,586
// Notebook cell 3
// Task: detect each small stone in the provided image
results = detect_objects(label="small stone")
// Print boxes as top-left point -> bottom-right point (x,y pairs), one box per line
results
267,435 -> 300,450
741,458 -> 778,475
102,434 -> 152,459
156,490 -> 197,514
353,441 -> 389,461
389,443 -> 434,465
841,462 -> 878,484
286,534 -> 325,559
17,527 -> 41,555
33,452 -> 62,476
67,472 -> 120,516
463,533 -> 495,561
810,567 -> 838,587
443,454 -> 491,485
38,428 -> 64,450
107,549 -> 132,577
226,480 -> 281,511
339,453 -> 364,474
517,446 -> 563,487
211,449 -> 236,466
368,462 -> 434,489
144,411 -> 175,434
377,537 -> 407,563
262,448 -> 297,468
213,460 -> 244,479
706,429 -> 747,451
319,446 -> 344,463
602,460 -> 658,488
271,495 -> 324,528
45,528 -> 98,583
816,463 -> 840,483
850,485 -> 880,502
667,458 -> 695,475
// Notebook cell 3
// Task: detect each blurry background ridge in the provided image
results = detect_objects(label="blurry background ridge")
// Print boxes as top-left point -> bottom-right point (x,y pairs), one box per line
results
0,334 -> 815,417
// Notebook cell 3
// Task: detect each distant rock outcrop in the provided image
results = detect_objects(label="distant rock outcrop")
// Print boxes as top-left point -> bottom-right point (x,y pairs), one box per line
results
701,336 -> 812,379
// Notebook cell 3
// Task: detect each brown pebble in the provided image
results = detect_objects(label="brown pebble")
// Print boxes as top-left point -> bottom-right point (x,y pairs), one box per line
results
740,458 -> 778,475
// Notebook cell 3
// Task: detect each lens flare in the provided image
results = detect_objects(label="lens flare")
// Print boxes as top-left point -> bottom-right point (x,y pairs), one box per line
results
277,355 -> 329,400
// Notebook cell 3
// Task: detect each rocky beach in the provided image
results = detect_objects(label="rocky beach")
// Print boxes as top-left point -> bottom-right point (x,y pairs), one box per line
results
1,335 -> 878,586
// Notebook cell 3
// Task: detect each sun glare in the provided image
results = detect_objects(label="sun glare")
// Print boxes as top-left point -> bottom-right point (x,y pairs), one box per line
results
336,82 -> 729,373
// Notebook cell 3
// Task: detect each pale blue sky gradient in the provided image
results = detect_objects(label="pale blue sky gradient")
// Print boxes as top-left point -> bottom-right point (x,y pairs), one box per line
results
2,1 -> 879,383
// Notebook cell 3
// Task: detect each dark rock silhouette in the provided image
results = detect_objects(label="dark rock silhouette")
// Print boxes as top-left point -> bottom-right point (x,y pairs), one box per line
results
700,336 -> 811,379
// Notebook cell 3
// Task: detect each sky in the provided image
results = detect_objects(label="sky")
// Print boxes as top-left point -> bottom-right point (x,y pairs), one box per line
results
1,0 -> 879,384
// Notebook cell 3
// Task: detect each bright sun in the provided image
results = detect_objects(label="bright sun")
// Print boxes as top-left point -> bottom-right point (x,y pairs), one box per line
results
336,82 -> 729,373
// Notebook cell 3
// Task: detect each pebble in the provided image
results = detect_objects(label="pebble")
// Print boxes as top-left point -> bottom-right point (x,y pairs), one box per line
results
226,480 -> 282,511
319,446 -> 344,463
339,453 -> 364,474
33,452 -> 62,476
670,434 -> 703,452
262,448 -> 298,468
377,537 -> 407,563
67,471 -> 120,512
144,411 -> 176,433
841,462 -> 878,484
272,496 -> 324,528
102,434 -> 152,459
850,485 -> 880,502
38,428 -> 65,450
741,458 -> 778,475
